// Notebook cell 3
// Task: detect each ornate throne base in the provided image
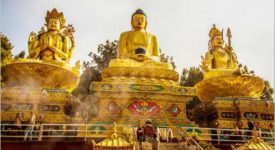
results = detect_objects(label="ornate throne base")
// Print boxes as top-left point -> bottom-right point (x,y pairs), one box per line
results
193,69 -> 274,130
193,97 -> 274,130
1,59 -> 80,123
90,66 -> 195,127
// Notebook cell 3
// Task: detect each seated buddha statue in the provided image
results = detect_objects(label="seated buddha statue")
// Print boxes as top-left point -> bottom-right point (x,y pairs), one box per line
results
27,8 -> 75,62
109,9 -> 173,70
201,25 -> 239,72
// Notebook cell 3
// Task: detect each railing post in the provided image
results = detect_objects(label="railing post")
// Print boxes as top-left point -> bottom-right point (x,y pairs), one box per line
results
217,128 -> 220,145
38,124 -> 44,141
132,126 -> 140,150
84,124 -> 87,141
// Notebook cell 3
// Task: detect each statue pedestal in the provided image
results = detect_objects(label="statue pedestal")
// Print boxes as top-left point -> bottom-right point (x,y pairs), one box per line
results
192,97 -> 274,130
1,59 -> 80,123
196,70 -> 264,102
1,59 -> 79,92
109,59 -> 174,70
1,87 -> 69,123
90,65 -> 195,126
192,69 -> 273,130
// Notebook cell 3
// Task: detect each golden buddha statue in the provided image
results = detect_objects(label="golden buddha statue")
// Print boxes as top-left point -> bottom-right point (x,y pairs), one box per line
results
27,8 -> 75,62
109,9 -> 172,70
201,25 -> 238,72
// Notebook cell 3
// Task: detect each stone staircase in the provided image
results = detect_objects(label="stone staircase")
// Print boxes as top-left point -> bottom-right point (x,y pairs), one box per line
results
141,142 -> 188,150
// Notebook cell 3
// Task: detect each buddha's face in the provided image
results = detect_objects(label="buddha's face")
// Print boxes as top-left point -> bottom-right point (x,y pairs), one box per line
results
132,14 -> 147,30
212,36 -> 224,48
47,18 -> 61,31
41,50 -> 54,61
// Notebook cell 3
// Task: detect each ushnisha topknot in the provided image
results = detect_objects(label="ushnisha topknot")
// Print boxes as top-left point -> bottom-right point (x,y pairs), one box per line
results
131,9 -> 147,21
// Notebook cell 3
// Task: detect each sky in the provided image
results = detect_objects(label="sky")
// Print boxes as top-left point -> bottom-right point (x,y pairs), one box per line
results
1,0 -> 274,87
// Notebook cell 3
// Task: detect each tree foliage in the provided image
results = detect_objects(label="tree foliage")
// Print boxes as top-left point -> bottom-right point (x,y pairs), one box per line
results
238,64 -> 273,101
73,40 -> 118,97
84,40 -> 118,78
180,66 -> 203,86
159,49 -> 176,69
70,40 -> 118,122
1,33 -> 13,51
14,50 -> 26,59
1,33 -> 13,66
261,80 -> 274,101
238,64 -> 255,75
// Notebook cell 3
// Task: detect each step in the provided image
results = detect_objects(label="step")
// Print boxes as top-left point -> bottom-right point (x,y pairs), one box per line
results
141,142 -> 187,150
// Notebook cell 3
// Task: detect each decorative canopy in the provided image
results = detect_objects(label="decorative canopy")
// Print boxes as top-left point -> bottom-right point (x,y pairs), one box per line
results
232,137 -> 274,150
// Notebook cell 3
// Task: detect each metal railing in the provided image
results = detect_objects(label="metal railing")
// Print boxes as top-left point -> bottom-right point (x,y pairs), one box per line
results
1,123 -> 132,140
176,127 -> 204,150
1,123 -> 274,147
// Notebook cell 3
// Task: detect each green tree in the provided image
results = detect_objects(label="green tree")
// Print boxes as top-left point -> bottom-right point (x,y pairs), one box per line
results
180,66 -> 203,86
238,64 -> 273,100
159,49 -> 176,69
84,40 -> 118,78
238,64 -> 255,75
72,40 -> 119,122
1,33 -> 13,66
73,40 -> 118,97
261,81 -> 274,101
179,66 -> 204,112
14,50 -> 26,59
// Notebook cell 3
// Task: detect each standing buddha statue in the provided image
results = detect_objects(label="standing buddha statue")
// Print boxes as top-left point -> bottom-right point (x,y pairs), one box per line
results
27,8 -> 75,62
201,25 -> 238,72
109,9 -> 172,70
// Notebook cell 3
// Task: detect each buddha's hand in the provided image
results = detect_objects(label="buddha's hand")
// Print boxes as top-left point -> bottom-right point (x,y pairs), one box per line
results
28,32 -> 38,51
48,35 -> 53,47
200,55 -> 210,72
28,32 -> 37,43
150,56 -> 160,62
135,54 -> 147,62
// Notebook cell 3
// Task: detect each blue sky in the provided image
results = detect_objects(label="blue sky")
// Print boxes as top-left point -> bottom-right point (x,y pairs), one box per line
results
1,0 -> 274,87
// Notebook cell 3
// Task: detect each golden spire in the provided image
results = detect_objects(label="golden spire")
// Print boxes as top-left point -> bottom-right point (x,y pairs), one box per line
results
209,24 -> 223,40
45,8 -> 66,26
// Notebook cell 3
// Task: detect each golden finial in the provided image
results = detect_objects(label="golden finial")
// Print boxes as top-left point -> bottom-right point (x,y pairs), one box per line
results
45,8 -> 66,26
209,24 -> 223,40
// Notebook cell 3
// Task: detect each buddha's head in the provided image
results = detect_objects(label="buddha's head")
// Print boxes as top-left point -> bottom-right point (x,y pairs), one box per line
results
47,18 -> 61,31
41,50 -> 54,61
209,24 -> 224,49
131,9 -> 147,30
212,35 -> 224,49
45,8 -> 65,32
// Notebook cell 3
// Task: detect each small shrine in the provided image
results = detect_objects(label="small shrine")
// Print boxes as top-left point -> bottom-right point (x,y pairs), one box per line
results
92,123 -> 134,150
231,129 -> 274,150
